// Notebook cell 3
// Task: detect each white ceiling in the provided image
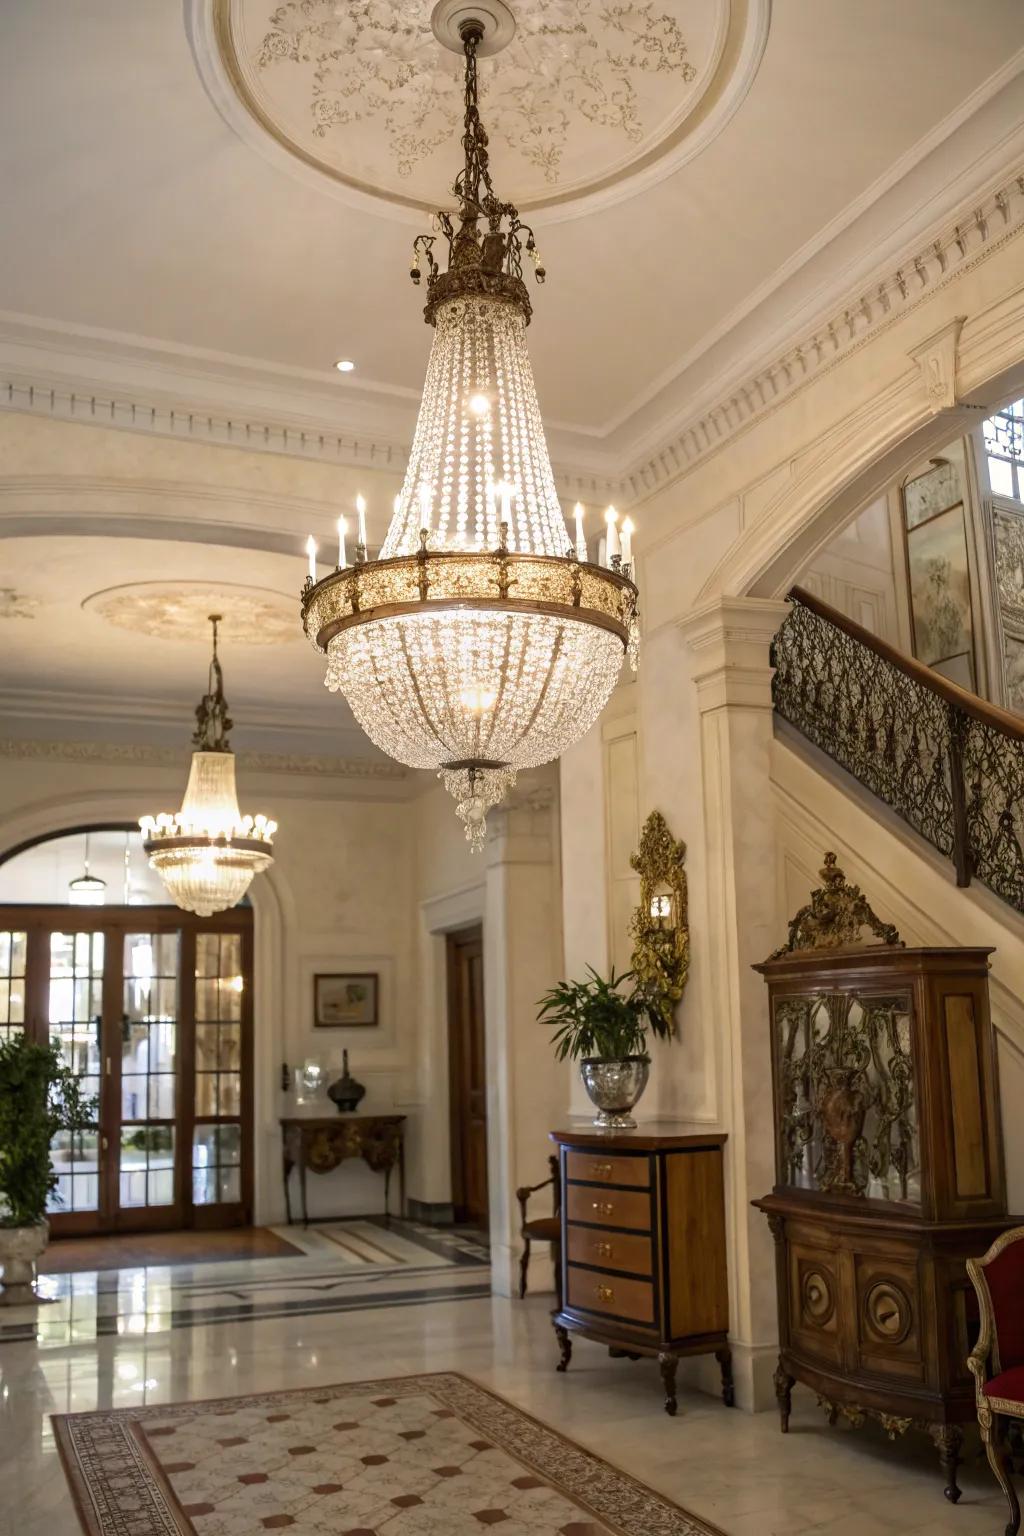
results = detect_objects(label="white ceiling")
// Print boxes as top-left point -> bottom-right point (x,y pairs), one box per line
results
1,1 -> 1023,752
0,536 -> 375,757
1,1 -> 1021,441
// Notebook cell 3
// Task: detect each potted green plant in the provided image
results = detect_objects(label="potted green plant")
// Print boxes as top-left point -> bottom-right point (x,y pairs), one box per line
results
0,1034 -> 94,1304
538,966 -> 675,1128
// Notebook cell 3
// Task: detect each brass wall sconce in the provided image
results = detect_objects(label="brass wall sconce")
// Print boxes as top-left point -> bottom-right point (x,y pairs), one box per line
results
629,810 -> 690,1027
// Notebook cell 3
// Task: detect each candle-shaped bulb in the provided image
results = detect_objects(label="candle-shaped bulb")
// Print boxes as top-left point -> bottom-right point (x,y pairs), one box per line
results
305,535 -> 317,582
336,515 -> 347,569
573,502 -> 587,562
620,516 -> 634,568
419,484 -> 432,535
356,494 -> 367,550
605,506 -> 620,564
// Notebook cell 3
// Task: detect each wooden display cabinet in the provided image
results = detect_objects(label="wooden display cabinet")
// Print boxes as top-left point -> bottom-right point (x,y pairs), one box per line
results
753,858 -> 1018,1501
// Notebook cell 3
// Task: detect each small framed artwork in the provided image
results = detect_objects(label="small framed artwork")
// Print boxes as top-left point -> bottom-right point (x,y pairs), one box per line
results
313,972 -> 379,1028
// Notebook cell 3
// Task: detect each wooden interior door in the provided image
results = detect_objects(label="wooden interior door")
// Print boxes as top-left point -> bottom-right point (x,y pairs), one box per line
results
447,926 -> 488,1227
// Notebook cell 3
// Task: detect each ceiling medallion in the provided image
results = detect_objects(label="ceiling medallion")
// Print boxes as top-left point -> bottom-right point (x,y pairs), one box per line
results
301,14 -> 639,848
201,0 -> 768,219
140,616 -> 277,915
83,581 -> 299,646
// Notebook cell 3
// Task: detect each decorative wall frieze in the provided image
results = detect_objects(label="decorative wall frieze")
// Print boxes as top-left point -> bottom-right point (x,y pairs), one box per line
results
0,735 -> 408,780
620,165 -> 1024,501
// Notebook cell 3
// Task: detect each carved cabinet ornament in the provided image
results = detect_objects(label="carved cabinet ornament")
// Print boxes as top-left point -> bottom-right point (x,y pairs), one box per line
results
770,852 -> 903,959
629,810 -> 689,1025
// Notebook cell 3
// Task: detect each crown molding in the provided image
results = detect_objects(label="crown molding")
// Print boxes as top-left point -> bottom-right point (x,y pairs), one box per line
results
0,684 -> 391,767
620,155 -> 1024,501
0,734 -> 408,781
0,312 -> 624,501
1,71 -> 1022,508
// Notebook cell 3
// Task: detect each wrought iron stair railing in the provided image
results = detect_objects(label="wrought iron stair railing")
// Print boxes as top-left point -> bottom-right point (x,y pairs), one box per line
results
772,586 -> 1024,915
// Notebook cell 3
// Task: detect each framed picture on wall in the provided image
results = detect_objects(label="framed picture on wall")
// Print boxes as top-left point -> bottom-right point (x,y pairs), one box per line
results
901,458 -> 978,689
313,972 -> 379,1028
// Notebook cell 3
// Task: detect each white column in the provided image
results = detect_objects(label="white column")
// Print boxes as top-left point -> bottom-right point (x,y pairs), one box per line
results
679,596 -> 789,1410
482,780 -> 565,1297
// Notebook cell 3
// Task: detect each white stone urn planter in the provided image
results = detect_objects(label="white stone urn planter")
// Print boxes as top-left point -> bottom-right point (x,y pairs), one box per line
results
0,1221 -> 49,1305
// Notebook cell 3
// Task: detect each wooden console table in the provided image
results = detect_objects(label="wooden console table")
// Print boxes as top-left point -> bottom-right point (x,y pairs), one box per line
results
550,1125 -> 731,1416
281,1116 -> 406,1225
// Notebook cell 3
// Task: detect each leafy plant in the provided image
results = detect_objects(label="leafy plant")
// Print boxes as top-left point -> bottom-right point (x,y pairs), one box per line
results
538,966 -> 676,1063
0,1034 -> 95,1229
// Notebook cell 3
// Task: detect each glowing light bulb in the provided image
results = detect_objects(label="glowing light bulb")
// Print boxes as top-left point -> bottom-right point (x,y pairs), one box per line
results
336,516 -> 348,568
305,535 -> 317,582
468,393 -> 491,417
356,494 -> 368,550
620,516 -> 634,567
461,684 -> 497,715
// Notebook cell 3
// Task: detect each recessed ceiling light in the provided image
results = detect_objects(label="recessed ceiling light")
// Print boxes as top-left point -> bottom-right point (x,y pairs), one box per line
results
335,359 -> 355,373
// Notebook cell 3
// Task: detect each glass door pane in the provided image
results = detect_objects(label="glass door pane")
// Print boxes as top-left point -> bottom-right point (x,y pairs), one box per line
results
120,933 -> 179,1209
193,932 -> 244,1206
0,930 -> 27,1041
47,931 -> 103,1215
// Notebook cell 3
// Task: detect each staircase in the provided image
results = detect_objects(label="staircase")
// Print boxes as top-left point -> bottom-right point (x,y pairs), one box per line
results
769,587 -> 1024,1209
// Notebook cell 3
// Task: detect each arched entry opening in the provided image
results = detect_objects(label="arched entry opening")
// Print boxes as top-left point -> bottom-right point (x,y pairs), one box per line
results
0,825 -> 255,1238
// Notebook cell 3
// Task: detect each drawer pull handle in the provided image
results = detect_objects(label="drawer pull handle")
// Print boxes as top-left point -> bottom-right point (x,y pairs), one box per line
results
596,1241 -> 614,1260
596,1284 -> 614,1303
593,1162 -> 613,1179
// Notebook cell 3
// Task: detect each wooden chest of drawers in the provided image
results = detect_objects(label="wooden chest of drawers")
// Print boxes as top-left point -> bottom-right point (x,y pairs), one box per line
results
550,1126 -> 731,1415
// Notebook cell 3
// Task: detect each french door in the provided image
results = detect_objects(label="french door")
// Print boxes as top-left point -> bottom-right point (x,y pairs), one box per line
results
0,906 -> 253,1236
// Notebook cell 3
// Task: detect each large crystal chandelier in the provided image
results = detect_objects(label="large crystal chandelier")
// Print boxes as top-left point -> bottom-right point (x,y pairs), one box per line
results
140,617 -> 276,915
302,3 -> 639,850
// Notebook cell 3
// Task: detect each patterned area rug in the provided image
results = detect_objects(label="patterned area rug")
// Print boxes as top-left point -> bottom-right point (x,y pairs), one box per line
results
53,1372 -> 721,1536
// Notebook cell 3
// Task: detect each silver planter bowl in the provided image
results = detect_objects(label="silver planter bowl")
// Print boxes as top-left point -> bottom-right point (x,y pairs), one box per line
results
579,1056 -> 650,1130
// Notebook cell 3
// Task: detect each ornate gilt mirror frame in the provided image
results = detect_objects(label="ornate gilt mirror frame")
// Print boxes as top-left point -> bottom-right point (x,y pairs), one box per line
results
629,810 -> 690,1026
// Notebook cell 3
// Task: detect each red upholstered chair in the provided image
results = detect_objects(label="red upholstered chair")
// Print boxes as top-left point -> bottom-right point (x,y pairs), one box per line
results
968,1228 -> 1024,1536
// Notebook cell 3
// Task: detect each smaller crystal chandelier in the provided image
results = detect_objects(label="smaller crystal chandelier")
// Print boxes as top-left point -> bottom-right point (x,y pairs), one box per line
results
140,616 -> 276,916
68,832 -> 107,905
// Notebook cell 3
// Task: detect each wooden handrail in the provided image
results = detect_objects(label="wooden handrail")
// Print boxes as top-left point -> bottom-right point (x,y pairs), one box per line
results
788,586 -> 1024,743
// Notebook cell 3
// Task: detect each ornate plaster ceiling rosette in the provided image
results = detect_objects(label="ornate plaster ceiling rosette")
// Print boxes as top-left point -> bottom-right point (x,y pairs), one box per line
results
190,0 -> 769,221
82,581 -> 300,645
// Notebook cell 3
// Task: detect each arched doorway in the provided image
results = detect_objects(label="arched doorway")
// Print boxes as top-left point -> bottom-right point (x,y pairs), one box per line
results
0,827 -> 254,1238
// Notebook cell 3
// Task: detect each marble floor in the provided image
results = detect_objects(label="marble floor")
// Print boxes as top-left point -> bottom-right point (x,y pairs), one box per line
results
0,1279 -> 1013,1536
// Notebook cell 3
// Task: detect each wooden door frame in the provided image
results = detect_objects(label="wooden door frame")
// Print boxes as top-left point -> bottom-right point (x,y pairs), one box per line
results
0,903 -> 254,1236
445,923 -> 486,1226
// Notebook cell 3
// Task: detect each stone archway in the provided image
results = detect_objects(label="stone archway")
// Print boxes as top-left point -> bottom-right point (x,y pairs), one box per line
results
0,784 -> 293,1225
698,289 -> 1024,604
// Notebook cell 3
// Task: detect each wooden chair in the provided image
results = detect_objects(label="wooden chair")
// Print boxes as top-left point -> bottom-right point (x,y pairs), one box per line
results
967,1227 -> 1024,1536
516,1153 -> 561,1303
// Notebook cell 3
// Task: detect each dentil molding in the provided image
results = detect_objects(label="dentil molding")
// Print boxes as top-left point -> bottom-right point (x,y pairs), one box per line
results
1,162 -> 1023,505
620,166 -> 1024,500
